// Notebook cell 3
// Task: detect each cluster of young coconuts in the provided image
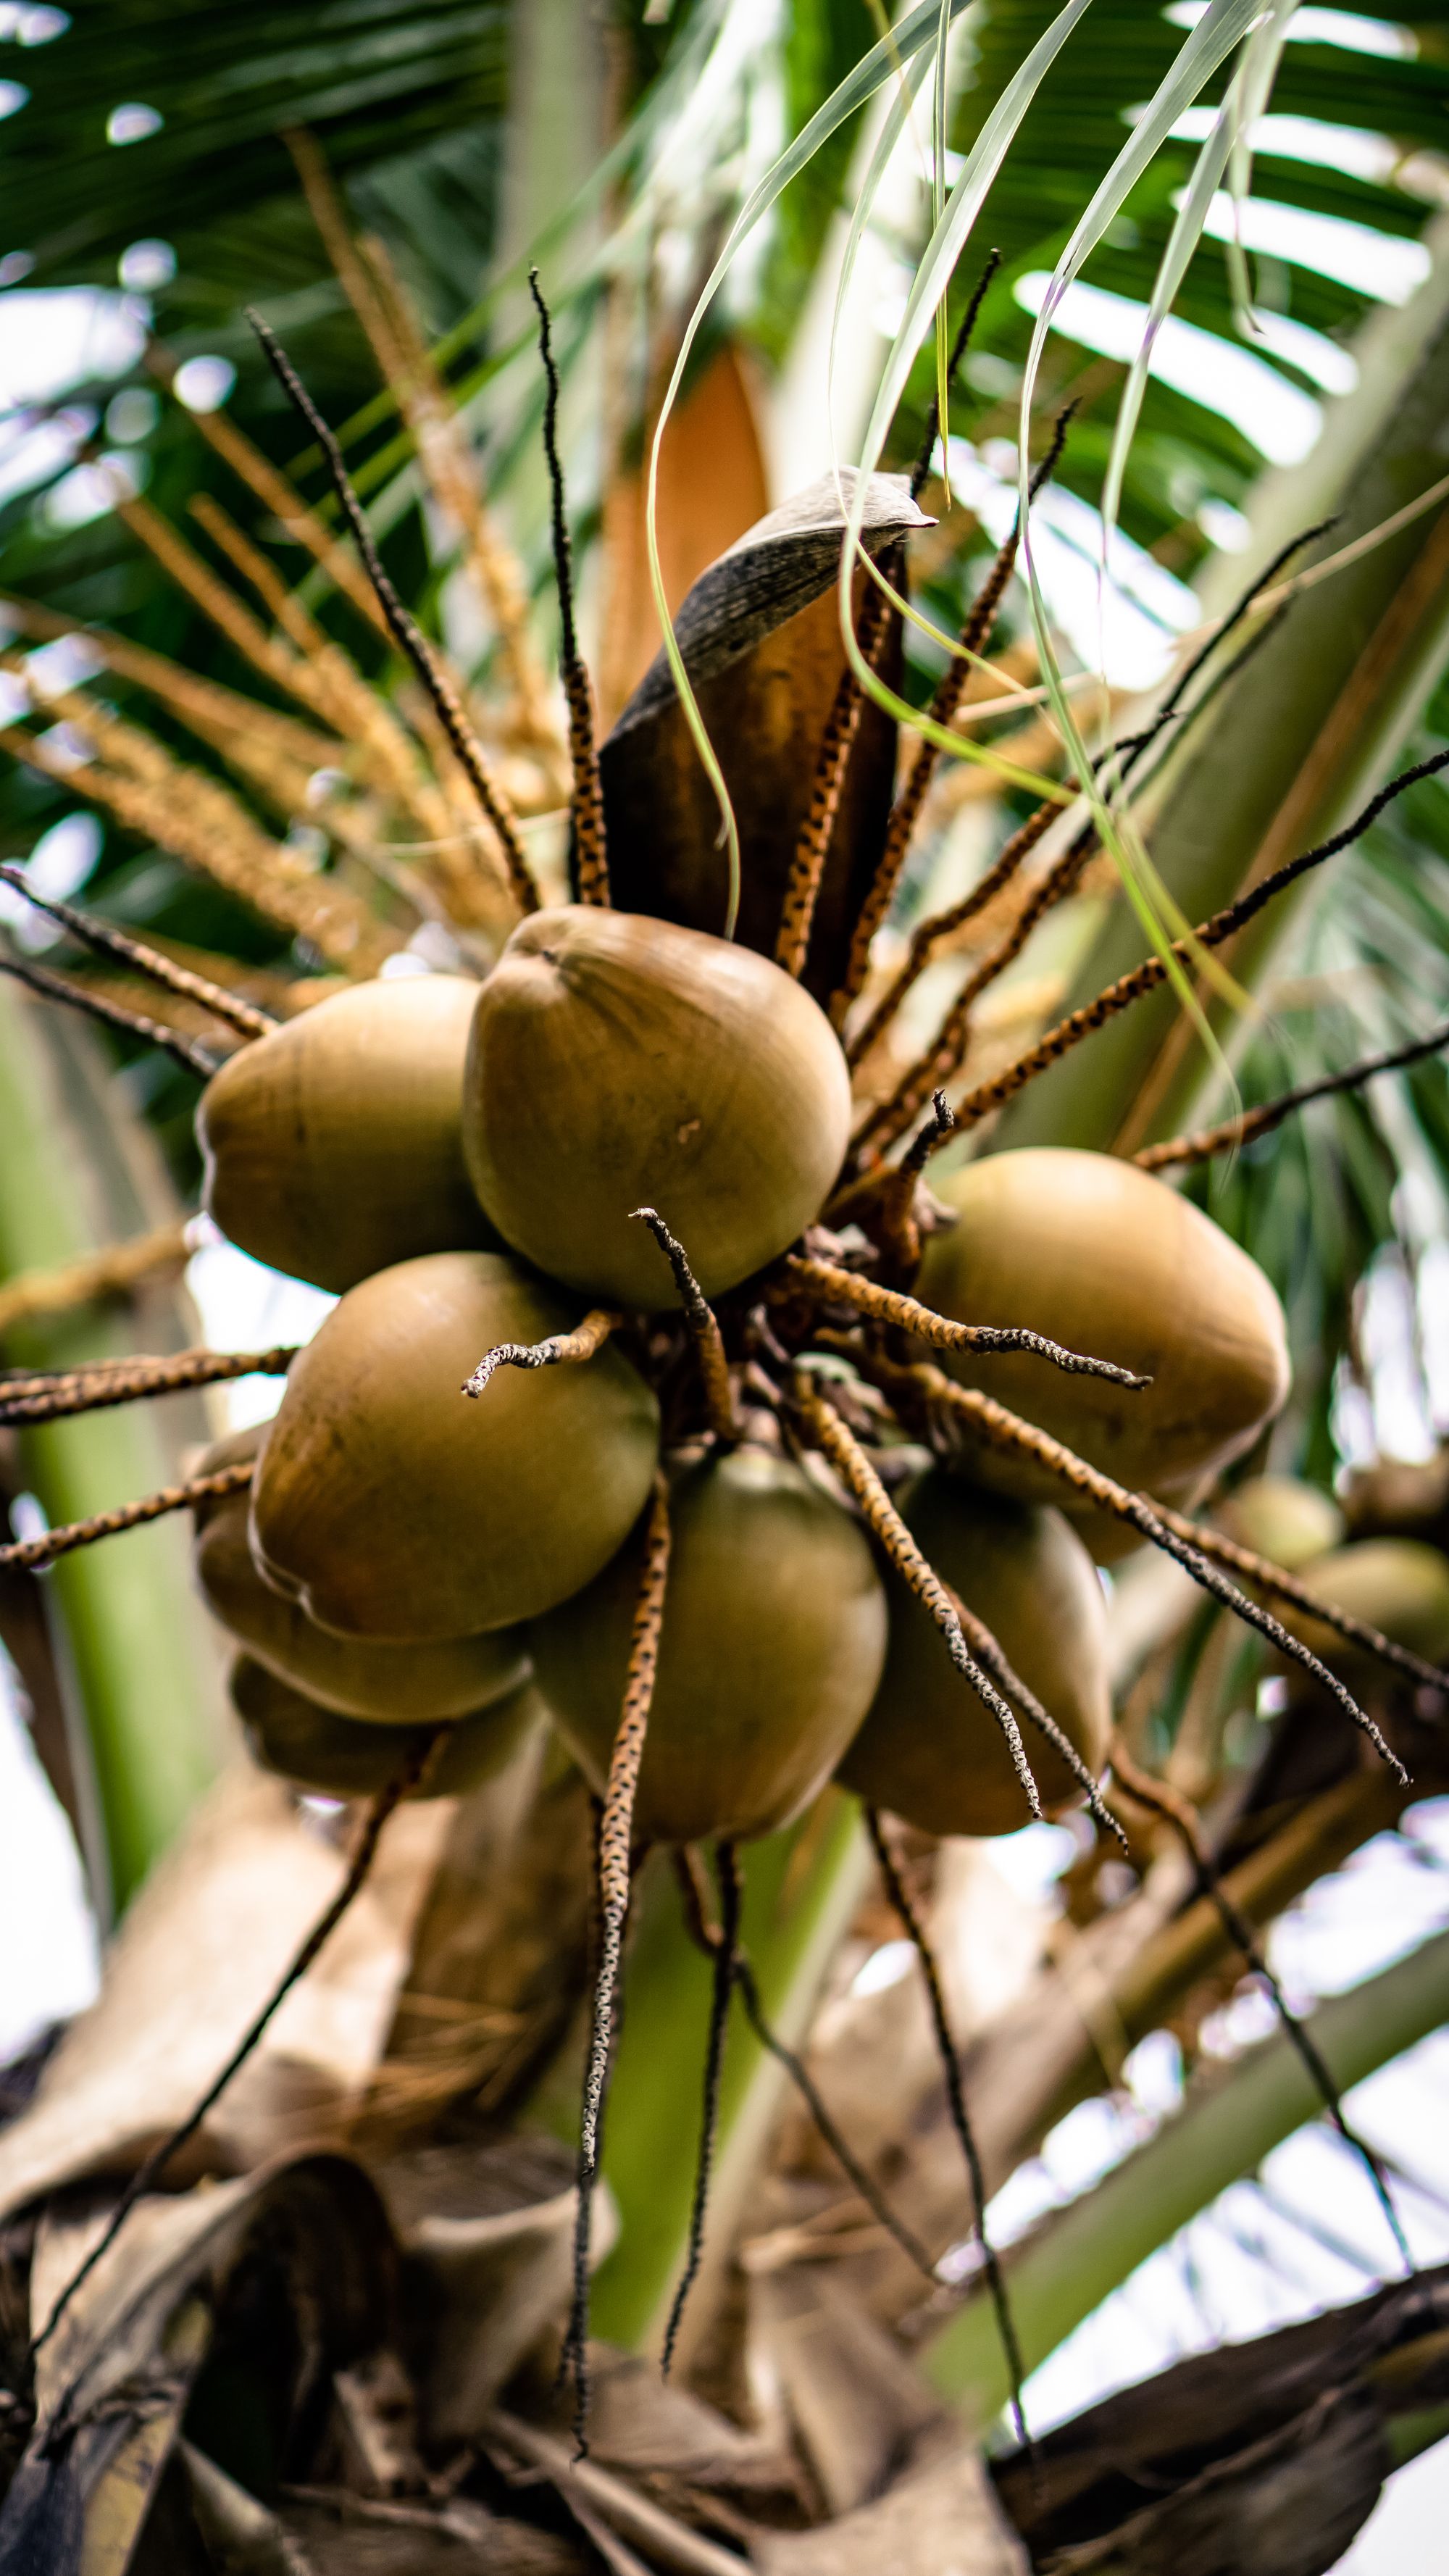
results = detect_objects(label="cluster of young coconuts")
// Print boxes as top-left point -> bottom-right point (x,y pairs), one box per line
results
189,894 -> 1306,1853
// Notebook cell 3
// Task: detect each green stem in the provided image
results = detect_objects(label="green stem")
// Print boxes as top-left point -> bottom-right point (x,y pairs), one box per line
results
587,1791 -> 871,2362
924,1924 -> 1449,2425
0,991 -> 225,1914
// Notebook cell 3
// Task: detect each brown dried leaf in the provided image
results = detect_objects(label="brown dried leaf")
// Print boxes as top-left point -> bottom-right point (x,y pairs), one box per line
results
753,2446 -> 1028,2575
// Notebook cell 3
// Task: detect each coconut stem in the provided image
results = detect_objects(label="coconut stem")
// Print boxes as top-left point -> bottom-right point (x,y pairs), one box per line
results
793,1370 -> 1042,1820
947,746 -> 1449,1135
0,1343 -> 296,1429
246,311 -> 542,920
0,951 -> 223,1077
661,1838 -> 741,2377
945,1582 -> 1127,1854
528,269 -> 608,905
776,584 -> 891,982
462,1307 -> 620,1399
631,1208 -> 738,1441
843,799 -> 1058,1075
0,1220 -> 191,1338
852,831 -> 1096,1156
886,1359 -> 1408,1780
0,865 -> 277,1041
864,1805 -> 1031,2454
30,1730 -> 439,2362
832,407 -> 1074,1027
0,1460 -> 256,1575
567,1472 -> 672,2455
1135,1015 -> 1449,1175
782,1253 -> 1150,1391
1108,1733 -> 1413,2275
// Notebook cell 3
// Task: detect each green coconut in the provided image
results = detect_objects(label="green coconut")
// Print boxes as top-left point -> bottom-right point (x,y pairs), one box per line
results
197,1461 -> 528,1721
251,1251 -> 660,1640
529,1442 -> 887,1845
230,1654 -> 540,1801
916,1149 -> 1289,1547
1216,1474 -> 1344,1572
838,1474 -> 1110,1837
1274,1538 -> 1449,1683
461,906 -> 851,1309
199,974 -> 498,1293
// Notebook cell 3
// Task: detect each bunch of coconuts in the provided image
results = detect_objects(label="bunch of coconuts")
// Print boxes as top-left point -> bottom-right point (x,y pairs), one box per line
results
190,895 -> 1296,1851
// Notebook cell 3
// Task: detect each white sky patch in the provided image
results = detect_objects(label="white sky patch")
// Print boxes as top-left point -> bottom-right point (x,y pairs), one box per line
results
1165,3 -> 1417,57
173,354 -> 235,414
0,403 -> 90,509
106,101 -> 162,146
41,446 -> 143,529
1183,188 -> 1432,304
943,431 -> 1197,690
185,1226 -> 337,1433
1014,272 -> 1321,466
1248,307 -> 1358,393
0,285 -> 146,408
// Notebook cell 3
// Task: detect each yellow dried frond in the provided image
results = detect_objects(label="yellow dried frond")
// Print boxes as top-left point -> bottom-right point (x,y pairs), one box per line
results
0,718 -> 398,975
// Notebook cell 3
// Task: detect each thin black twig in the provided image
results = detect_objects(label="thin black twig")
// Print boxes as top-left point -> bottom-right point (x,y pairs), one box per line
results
910,249 -> 1001,499
0,951 -> 221,1077
1110,1741 -> 1413,2277
864,1807 -> 1030,2454
30,1735 -> 436,2361
246,309 -> 540,917
0,866 -> 277,1038
464,1307 -> 619,1398
527,267 -> 607,901
1137,1014 -> 1449,1174
661,1840 -> 742,2377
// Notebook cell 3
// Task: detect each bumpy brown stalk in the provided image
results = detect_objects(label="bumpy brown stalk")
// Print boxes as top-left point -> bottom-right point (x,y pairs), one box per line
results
567,1473 -> 672,2453
1108,1734 -> 1412,2272
147,338 -> 394,642
948,746 -> 1449,1136
632,1209 -> 737,1440
948,1580 -> 1127,1851
895,1362 -> 1407,1780
0,1222 -> 191,1337
845,799 -> 1058,1073
793,1371 -> 1040,1818
776,585 -> 891,980
0,864 -> 276,1040
1151,1504 -> 1449,1696
1135,1015 -> 1449,1175
864,1805 -> 1031,2454
528,270 -> 608,902
0,1345 -> 296,1429
854,833 -> 1095,1156
0,1461 -> 255,1574
31,1730 -> 439,2360
873,1091 -> 955,1275
661,1838 -> 741,2375
463,1308 -> 620,1400
249,314 -> 542,920
782,1253 -> 1149,1390
832,409 -> 1074,1024
0,951 -> 222,1077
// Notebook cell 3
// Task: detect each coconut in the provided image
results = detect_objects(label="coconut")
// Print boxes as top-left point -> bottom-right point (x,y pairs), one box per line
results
251,1251 -> 660,1640
838,1475 -> 1110,1836
197,1468 -> 529,1721
916,1150 -> 1289,1538
1274,1538 -> 1449,1684
1216,1473 -> 1343,1572
199,975 -> 497,1293
529,1443 -> 887,1844
230,1655 -> 540,1801
461,906 -> 851,1309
